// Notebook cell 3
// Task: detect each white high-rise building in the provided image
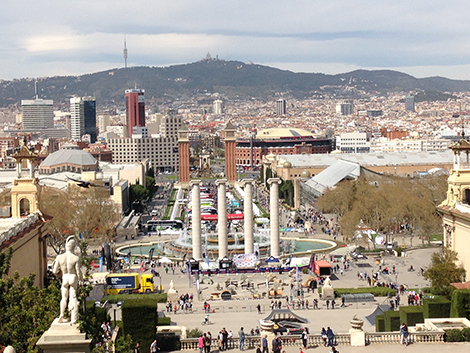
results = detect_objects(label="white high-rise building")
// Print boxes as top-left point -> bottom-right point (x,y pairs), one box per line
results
70,97 -> 85,140
213,99 -> 224,115
336,102 -> 353,115
276,99 -> 286,116
21,99 -> 54,130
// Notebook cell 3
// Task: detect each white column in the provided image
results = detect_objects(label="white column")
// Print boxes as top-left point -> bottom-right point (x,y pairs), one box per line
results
190,180 -> 202,260
216,179 -> 228,259
242,179 -> 254,254
29,159 -> 34,178
16,160 -> 21,178
268,178 -> 281,257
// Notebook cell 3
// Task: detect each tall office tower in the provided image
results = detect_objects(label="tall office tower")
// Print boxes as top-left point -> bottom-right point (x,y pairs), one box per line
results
336,102 -> 353,115
70,97 -> 84,140
125,89 -> 145,136
70,97 -> 97,142
213,99 -> 224,115
83,97 -> 97,142
406,95 -> 415,112
21,99 -> 54,130
276,98 -> 286,116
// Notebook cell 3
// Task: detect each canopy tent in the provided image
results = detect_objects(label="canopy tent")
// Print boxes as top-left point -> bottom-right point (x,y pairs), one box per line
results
158,257 -> 173,263
329,246 -> 357,257
264,256 -> 280,263
365,305 -> 391,326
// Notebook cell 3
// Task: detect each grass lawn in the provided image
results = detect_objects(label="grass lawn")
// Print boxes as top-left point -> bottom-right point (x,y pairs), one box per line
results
429,233 -> 443,242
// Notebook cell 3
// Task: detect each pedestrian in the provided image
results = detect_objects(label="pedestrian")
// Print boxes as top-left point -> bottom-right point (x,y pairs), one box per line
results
150,339 -> 160,353
204,333 -> 211,353
134,342 -> 140,353
341,297 -> 345,308
262,335 -> 269,353
331,300 -> 335,309
326,327 -> 334,347
301,328 -> 308,349
400,323 -> 409,345
257,304 -> 262,314
326,299 -> 330,309
256,344 -> 262,353
218,332 -> 223,351
198,335 -> 204,353
321,328 -> 327,347
272,337 -> 279,353
239,327 -> 246,351
222,328 -> 228,350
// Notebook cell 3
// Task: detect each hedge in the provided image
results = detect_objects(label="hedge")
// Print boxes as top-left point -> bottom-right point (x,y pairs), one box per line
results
384,310 -> 401,332
85,301 -> 110,324
157,317 -> 171,326
450,289 -> 470,319
104,293 -> 167,304
122,297 -> 158,350
399,306 -> 424,327
375,315 -> 385,332
423,297 -> 451,318
156,334 -> 181,351
334,287 -> 396,297
445,328 -> 470,342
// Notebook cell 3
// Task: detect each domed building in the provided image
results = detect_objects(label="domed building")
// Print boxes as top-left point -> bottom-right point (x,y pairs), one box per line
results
236,127 -> 332,167
39,143 -> 98,174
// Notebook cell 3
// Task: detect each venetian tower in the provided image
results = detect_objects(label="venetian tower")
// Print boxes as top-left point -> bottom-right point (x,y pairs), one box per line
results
10,145 -> 41,217
178,123 -> 190,187
224,121 -> 237,185
438,138 -> 470,278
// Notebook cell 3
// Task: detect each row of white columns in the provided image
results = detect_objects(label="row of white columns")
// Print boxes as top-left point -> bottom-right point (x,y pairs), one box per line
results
190,178 -> 281,261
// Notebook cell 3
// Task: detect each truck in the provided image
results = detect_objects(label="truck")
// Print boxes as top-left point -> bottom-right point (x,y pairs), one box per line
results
106,273 -> 155,295
313,260 -> 332,277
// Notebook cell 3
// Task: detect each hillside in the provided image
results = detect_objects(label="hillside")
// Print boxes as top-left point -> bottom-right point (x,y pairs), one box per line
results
1,60 -> 470,107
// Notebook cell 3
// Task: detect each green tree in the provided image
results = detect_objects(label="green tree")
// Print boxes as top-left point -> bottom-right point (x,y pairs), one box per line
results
424,248 -> 466,293
0,247 -> 61,353
145,176 -> 156,196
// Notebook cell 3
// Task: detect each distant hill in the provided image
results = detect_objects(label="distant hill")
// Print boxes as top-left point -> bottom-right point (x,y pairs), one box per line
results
1,60 -> 469,107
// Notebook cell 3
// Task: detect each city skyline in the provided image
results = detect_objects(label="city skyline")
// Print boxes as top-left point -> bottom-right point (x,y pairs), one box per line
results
1,1 -> 470,81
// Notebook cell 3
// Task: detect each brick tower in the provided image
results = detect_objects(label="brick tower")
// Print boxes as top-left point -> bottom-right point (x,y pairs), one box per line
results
224,121 -> 237,184
178,124 -> 190,187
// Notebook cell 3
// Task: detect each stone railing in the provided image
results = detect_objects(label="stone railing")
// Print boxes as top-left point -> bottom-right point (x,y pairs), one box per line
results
365,331 -> 445,344
0,211 -> 39,245
181,331 -> 445,350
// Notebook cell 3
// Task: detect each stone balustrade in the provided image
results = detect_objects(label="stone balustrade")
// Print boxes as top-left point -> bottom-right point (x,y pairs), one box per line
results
180,330 -> 445,350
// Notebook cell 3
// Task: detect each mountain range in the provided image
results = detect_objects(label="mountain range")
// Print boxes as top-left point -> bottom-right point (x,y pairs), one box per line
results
1,60 -> 469,107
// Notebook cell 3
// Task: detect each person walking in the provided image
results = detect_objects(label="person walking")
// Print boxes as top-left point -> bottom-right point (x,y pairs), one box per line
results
260,334 -> 268,353
150,339 -> 160,353
238,327 -> 246,351
257,304 -> 262,314
134,342 -> 140,353
326,327 -> 335,347
271,336 -> 279,353
341,297 -> 345,308
400,323 -> 409,345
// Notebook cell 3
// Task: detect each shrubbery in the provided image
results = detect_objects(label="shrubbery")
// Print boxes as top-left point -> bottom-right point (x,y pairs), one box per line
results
445,328 -> 470,342
383,310 -> 400,332
399,306 -> 424,327
423,297 -> 451,318
121,297 -> 158,351
450,289 -> 470,319
334,287 -> 396,297
104,293 -> 167,304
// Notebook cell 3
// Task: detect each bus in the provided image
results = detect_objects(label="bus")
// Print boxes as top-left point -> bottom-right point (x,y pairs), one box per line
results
147,219 -> 184,231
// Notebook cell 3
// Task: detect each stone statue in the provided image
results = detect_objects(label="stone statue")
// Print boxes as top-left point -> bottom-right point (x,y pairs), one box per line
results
169,280 -> 175,291
52,236 -> 82,323
323,276 -> 332,288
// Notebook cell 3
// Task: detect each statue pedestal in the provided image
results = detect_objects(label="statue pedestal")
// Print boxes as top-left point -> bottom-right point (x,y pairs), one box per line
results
349,329 -> 365,347
36,318 -> 91,353
322,287 -> 334,300
259,320 -> 276,352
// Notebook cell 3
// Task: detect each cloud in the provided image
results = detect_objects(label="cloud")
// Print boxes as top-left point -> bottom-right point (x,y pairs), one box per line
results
1,0 -> 470,80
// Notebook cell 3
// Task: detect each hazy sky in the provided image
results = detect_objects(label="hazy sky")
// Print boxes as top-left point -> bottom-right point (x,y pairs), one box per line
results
1,0 -> 470,80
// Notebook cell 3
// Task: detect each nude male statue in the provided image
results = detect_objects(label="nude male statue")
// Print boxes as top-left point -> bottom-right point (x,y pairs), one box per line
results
52,236 -> 82,323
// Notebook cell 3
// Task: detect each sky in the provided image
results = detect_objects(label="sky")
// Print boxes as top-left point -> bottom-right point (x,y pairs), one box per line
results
1,0 -> 470,81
